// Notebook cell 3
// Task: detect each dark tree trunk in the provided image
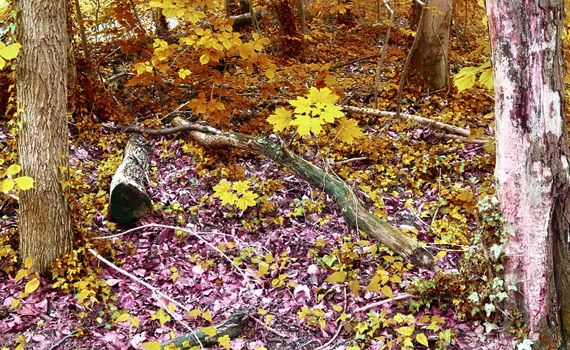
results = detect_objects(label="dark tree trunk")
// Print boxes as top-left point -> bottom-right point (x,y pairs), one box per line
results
487,0 -> 570,347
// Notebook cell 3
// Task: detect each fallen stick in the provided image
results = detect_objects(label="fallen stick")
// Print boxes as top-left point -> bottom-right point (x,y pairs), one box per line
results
329,53 -> 381,71
161,308 -> 250,350
340,104 -> 472,137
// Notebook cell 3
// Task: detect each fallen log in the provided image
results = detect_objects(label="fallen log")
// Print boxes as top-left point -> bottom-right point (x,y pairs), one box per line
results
230,10 -> 264,29
340,104 -> 472,137
161,308 -> 250,349
149,117 -> 432,268
109,134 -> 151,224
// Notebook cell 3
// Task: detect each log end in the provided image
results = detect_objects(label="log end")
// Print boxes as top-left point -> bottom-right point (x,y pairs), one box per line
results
409,247 -> 435,270
109,183 -> 151,224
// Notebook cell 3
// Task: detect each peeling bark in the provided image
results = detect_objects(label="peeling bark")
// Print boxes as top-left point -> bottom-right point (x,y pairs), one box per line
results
487,0 -> 570,346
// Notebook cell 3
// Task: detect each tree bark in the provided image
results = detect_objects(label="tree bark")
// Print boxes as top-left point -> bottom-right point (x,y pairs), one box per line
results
109,134 -> 151,225
16,0 -> 73,274
409,0 -> 452,90
487,0 -> 570,347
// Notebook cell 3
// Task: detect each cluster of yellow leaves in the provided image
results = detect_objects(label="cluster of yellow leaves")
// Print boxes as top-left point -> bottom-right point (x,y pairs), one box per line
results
213,179 -> 258,210
267,87 -> 364,143
0,164 -> 34,194
0,42 -> 20,69
454,61 -> 493,93
9,257 -> 40,309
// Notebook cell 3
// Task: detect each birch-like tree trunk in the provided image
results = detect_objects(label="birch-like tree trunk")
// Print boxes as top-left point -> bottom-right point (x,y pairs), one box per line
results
16,0 -> 73,274
487,0 -> 570,346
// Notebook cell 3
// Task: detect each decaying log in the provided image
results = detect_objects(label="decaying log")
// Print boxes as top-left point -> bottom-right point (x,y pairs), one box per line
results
166,116 -> 434,269
161,308 -> 250,349
109,134 -> 151,224
231,10 -> 264,29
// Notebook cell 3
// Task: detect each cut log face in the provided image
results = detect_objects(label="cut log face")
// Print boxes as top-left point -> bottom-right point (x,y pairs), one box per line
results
109,134 -> 151,224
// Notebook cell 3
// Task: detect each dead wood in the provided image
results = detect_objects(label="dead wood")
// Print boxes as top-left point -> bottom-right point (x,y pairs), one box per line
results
121,117 -> 434,268
161,308 -> 250,349
340,104 -> 473,138
109,134 -> 151,224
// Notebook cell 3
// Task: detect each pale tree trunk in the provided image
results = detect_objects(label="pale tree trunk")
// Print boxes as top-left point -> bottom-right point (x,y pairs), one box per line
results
409,0 -> 452,90
16,0 -> 73,274
487,0 -> 570,347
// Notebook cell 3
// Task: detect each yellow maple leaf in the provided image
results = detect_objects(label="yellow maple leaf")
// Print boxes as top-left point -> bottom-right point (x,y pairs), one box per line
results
141,341 -> 162,350
333,118 -> 364,143
267,108 -> 293,132
289,96 -> 313,115
213,180 -> 238,205
307,87 -> 338,104
291,114 -> 323,136
236,191 -> 258,210
396,326 -> 414,336
416,333 -> 429,346
0,178 -> 15,193
232,180 -> 250,193
320,104 -> 344,123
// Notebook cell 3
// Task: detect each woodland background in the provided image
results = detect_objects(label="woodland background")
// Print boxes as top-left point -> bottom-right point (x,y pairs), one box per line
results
1,0 -> 569,349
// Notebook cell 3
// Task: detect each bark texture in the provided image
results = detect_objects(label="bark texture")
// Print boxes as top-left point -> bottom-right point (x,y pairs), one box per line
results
16,0 -> 73,274
409,0 -> 452,90
487,0 -> 570,346
109,134 -> 151,224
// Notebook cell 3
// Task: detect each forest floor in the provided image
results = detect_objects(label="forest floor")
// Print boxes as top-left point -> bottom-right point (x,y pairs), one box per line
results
0,5 -> 529,350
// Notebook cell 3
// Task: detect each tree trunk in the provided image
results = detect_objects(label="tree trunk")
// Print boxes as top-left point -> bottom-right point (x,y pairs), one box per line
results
409,0 -> 452,90
271,0 -> 303,56
16,0 -> 73,274
109,134 -> 151,225
487,0 -> 570,347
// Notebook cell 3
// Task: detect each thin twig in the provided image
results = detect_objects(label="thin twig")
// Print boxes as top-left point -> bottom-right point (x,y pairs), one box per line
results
314,287 -> 347,350
155,292 -> 204,349
329,53 -> 381,71
354,293 -> 412,313
88,248 -> 192,312
250,316 -> 288,338
333,156 -> 369,165
48,331 -> 77,350
91,224 -> 260,288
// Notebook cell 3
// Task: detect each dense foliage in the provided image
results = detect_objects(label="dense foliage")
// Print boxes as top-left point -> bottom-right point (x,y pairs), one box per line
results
2,0 -> 568,349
